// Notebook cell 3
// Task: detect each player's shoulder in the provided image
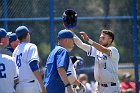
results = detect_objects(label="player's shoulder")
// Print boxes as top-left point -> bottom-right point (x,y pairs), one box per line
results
57,46 -> 67,52
20,42 -> 36,47
0,54 -> 14,64
108,46 -> 119,58
26,42 -> 36,47
23,43 -> 37,50
108,46 -> 118,52
54,45 -> 68,54
1,54 -> 13,60
29,43 -> 37,48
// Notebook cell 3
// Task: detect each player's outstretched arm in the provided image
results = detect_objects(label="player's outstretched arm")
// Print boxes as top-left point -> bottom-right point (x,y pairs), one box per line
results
80,31 -> 110,56
73,34 -> 91,53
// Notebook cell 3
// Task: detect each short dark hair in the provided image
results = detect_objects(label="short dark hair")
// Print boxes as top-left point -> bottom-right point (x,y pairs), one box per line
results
18,33 -> 28,41
102,30 -> 114,42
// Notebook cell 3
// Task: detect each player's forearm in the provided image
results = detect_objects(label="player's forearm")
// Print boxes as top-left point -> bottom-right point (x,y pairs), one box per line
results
33,70 -> 46,93
57,67 -> 70,85
88,39 -> 110,56
73,35 -> 90,52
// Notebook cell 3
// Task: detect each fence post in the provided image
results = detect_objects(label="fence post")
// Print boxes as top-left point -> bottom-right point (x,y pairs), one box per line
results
2,0 -> 8,31
132,0 -> 139,92
49,0 -> 55,50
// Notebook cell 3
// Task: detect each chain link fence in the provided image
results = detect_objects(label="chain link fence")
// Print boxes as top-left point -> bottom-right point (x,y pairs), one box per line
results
0,0 -> 140,91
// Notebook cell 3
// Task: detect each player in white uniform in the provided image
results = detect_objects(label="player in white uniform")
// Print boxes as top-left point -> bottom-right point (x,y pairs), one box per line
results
74,30 -> 120,93
0,54 -> 18,93
12,26 -> 46,93
0,28 -> 18,93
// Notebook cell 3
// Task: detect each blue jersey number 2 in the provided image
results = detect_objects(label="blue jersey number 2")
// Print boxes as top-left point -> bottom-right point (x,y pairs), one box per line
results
16,53 -> 22,68
0,63 -> 6,78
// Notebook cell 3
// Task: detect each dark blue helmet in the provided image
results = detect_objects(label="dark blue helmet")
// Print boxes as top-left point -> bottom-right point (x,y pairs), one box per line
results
62,9 -> 77,28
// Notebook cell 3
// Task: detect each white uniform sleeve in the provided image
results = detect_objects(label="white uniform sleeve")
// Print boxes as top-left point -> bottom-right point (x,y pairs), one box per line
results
74,34 -> 97,57
87,46 -> 97,57
27,44 -> 40,64
108,46 -> 119,61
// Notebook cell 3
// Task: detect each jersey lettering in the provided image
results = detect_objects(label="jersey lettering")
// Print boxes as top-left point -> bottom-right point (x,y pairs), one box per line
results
104,62 -> 107,69
0,63 -> 6,78
16,53 -> 22,68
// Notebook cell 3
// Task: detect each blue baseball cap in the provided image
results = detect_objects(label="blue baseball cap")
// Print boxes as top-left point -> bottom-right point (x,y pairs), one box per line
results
16,26 -> 29,37
9,33 -> 17,43
58,29 -> 74,39
0,28 -> 12,38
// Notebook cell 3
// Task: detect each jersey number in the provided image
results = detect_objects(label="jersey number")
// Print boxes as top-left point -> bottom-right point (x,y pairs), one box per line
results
16,53 -> 22,68
104,62 -> 107,69
0,63 -> 6,78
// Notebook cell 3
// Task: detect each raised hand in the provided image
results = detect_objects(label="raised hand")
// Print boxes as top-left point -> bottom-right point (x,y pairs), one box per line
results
80,32 -> 89,42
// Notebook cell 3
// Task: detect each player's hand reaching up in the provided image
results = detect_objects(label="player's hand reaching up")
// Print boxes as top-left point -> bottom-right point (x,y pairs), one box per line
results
80,32 -> 89,42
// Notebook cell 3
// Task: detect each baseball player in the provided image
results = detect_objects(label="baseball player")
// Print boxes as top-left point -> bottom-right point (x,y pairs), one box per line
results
0,29 -> 18,93
0,28 -> 12,56
0,54 -> 18,93
62,9 -> 86,93
74,30 -> 120,93
12,26 -> 46,93
44,29 -> 85,93
7,33 -> 20,53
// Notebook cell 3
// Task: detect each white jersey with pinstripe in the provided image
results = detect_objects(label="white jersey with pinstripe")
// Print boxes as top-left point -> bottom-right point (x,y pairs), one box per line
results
12,42 -> 40,83
74,34 -> 119,83
87,46 -> 119,83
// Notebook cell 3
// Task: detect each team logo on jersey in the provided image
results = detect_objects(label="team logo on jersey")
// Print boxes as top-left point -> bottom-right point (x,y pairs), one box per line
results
97,54 -> 107,61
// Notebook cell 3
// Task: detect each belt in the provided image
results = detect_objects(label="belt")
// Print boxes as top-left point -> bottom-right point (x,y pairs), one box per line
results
98,82 -> 116,87
28,80 -> 35,83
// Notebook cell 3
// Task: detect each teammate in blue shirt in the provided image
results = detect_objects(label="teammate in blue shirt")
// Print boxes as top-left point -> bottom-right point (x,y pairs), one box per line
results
44,29 -> 74,93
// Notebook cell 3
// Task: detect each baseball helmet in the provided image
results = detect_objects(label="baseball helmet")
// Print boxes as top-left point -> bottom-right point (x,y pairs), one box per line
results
62,9 -> 77,28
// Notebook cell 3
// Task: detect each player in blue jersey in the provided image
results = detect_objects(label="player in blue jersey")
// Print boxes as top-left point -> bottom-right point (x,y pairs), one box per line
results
44,29 -> 75,93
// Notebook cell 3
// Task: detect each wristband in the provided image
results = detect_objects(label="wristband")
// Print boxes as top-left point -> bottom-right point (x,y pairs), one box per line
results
65,83 -> 71,87
88,39 -> 94,45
